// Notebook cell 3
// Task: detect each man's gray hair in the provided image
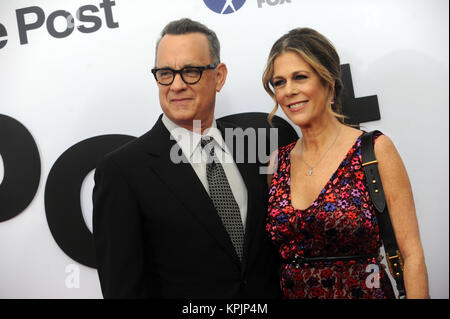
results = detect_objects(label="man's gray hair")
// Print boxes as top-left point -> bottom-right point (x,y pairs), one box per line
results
155,18 -> 221,65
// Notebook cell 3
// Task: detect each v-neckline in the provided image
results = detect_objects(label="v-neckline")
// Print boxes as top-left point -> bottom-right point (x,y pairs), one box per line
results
287,132 -> 363,212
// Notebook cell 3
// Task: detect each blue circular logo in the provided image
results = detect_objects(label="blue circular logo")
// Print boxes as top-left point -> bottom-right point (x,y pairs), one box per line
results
203,0 -> 247,14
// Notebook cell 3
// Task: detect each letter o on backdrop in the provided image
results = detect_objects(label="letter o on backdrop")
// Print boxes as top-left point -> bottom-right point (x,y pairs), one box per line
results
44,134 -> 135,268
0,114 -> 41,222
46,10 -> 75,38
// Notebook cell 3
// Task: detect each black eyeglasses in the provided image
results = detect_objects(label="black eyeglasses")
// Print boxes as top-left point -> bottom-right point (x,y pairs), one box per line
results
151,63 -> 218,85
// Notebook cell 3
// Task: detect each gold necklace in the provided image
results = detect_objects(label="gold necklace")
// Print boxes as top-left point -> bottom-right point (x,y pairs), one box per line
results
300,125 -> 342,176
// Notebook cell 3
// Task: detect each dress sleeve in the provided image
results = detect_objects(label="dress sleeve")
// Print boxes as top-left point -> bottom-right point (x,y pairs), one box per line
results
372,130 -> 384,143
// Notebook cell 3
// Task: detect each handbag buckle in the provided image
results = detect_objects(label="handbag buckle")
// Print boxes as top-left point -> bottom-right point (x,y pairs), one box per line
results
386,250 -> 404,278
362,160 -> 378,167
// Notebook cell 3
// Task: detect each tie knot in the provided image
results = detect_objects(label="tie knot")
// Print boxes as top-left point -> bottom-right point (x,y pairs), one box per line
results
200,136 -> 214,149
201,136 -> 215,157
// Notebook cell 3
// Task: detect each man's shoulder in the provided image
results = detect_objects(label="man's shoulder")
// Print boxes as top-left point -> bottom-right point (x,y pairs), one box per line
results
97,117 -> 167,170
216,117 -> 245,130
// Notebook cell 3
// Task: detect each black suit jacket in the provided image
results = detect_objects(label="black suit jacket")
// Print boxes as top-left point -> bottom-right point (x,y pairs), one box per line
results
93,115 -> 281,298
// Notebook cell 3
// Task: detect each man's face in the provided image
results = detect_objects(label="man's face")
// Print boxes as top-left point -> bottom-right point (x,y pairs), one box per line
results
155,33 -> 227,131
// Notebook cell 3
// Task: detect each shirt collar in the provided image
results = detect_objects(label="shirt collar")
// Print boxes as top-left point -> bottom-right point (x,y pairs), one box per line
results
161,114 -> 228,160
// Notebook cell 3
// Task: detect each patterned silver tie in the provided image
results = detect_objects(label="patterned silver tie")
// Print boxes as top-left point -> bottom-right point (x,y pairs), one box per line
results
201,136 -> 244,262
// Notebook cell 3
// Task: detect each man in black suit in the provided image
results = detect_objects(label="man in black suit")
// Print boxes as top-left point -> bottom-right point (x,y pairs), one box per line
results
92,18 -> 281,298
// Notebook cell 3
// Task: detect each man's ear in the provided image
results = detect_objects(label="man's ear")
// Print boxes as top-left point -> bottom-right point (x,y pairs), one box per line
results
215,63 -> 228,92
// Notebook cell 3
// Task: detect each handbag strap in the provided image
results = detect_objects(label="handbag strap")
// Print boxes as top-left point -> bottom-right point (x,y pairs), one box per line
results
361,131 -> 406,299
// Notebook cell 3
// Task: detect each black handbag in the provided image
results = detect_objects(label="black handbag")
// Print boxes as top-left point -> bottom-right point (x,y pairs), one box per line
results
361,131 -> 407,299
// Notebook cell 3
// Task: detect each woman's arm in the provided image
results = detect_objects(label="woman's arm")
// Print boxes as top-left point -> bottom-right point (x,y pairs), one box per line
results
375,134 -> 429,298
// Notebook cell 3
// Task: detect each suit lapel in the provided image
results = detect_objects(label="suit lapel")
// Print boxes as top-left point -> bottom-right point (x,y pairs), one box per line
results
140,116 -> 241,266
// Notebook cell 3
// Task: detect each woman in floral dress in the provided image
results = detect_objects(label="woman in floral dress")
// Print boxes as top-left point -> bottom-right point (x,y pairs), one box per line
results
262,28 -> 428,299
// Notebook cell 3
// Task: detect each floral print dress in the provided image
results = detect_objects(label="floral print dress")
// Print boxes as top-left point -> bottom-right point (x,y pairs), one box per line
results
266,132 -> 395,299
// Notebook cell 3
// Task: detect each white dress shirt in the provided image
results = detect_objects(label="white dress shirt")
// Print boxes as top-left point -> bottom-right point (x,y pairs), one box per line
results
162,115 -> 248,229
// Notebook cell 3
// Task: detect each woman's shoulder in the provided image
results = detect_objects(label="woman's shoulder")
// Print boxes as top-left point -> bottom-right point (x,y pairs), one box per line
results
358,129 -> 398,159
267,140 -> 298,174
374,133 -> 397,157
278,140 -> 297,153
350,126 -> 388,144
273,140 -> 298,161
359,129 -> 393,147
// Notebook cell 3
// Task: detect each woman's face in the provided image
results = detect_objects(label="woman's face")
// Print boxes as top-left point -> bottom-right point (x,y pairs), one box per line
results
272,51 -> 330,127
